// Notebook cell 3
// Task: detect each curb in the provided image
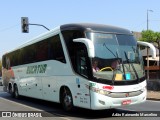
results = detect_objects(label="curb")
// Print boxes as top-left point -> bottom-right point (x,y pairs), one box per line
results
147,98 -> 160,101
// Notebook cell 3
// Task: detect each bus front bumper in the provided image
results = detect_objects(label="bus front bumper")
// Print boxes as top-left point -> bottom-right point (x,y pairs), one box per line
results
90,88 -> 147,110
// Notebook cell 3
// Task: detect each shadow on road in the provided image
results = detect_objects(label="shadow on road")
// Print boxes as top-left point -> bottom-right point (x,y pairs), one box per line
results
0,92 -> 139,119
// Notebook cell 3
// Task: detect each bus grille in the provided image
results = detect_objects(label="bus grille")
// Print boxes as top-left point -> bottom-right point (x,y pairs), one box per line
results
107,90 -> 143,98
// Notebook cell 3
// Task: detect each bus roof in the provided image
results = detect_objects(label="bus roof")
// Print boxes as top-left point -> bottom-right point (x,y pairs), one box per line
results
60,23 -> 132,34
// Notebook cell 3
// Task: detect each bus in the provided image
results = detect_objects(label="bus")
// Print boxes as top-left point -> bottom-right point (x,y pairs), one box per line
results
2,23 -> 147,111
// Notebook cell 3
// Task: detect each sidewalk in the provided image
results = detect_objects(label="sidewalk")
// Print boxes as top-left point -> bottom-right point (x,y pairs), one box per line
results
147,90 -> 160,101
146,79 -> 160,101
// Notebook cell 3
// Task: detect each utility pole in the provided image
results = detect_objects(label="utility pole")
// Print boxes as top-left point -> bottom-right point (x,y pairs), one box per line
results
147,9 -> 153,30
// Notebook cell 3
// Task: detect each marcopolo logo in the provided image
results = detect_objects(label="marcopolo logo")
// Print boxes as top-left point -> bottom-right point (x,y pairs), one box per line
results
26,64 -> 47,74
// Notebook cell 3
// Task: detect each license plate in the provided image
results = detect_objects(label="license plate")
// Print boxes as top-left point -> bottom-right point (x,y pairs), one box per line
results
122,100 -> 131,105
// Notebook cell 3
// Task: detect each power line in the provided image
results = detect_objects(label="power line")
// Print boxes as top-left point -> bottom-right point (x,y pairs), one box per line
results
0,24 -> 19,33
150,20 -> 160,21
132,21 -> 146,31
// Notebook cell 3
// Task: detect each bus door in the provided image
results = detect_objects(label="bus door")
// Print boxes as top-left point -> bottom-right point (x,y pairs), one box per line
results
74,43 -> 91,109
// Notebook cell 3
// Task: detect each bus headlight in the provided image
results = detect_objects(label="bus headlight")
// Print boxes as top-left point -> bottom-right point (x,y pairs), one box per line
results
90,87 -> 110,96
99,89 -> 110,96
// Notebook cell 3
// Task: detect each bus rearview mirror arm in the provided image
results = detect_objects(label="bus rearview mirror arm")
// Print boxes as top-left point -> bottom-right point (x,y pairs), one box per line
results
73,38 -> 95,57
137,41 -> 156,59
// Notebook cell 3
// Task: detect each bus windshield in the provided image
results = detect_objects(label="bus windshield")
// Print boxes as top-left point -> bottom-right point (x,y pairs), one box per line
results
86,32 -> 144,83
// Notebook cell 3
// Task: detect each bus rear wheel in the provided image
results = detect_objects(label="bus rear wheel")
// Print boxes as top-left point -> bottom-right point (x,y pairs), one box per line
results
13,85 -> 20,99
8,84 -> 12,94
61,87 -> 73,111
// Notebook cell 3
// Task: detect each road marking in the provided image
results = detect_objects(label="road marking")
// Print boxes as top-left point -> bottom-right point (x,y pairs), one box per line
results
117,108 -> 137,112
147,100 -> 160,103
0,97 -> 72,120
0,97 -> 42,111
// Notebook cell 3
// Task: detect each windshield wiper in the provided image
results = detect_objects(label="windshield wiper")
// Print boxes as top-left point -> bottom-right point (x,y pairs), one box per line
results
124,51 -> 140,83
103,43 -> 126,83
103,43 -> 117,58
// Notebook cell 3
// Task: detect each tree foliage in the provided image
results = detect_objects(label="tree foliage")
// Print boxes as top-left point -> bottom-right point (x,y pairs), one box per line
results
139,30 -> 160,49
140,30 -> 160,43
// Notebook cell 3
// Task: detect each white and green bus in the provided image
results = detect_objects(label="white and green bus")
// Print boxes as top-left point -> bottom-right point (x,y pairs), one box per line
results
2,23 -> 147,111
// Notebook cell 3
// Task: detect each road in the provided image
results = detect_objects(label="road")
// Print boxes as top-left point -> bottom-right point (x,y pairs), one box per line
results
0,86 -> 160,120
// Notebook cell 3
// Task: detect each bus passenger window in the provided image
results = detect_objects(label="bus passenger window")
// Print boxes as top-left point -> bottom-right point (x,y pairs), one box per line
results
48,35 -> 66,63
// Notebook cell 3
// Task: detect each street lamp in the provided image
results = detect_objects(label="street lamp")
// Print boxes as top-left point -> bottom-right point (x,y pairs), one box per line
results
147,9 -> 153,30
157,40 -> 160,79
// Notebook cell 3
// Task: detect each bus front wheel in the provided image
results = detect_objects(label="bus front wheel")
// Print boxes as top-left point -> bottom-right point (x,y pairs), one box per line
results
61,87 -> 73,111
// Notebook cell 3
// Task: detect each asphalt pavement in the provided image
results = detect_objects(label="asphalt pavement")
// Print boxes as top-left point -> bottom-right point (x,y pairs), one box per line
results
0,86 -> 160,120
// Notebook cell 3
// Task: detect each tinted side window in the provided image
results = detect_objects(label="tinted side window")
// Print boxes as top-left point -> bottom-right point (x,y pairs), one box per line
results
49,35 -> 66,63
2,55 -> 6,68
27,44 -> 36,63
62,30 -> 84,68
36,40 -> 48,62
62,30 -> 92,78
4,34 -> 66,67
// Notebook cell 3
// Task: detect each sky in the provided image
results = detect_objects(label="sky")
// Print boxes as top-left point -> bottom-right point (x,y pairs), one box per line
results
0,0 -> 160,58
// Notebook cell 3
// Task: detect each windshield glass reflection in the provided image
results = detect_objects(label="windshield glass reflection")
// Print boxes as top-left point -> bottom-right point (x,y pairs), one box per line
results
86,32 -> 144,82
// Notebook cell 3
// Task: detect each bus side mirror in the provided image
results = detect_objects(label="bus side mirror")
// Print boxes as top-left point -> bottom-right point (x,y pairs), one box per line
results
137,41 -> 156,59
73,38 -> 95,57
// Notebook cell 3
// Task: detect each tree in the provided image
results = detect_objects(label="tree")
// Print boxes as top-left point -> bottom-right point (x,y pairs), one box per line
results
140,30 -> 155,42
154,32 -> 160,48
139,30 -> 160,47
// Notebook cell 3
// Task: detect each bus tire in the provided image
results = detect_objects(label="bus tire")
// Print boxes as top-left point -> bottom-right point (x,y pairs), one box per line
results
13,85 -> 20,99
8,84 -> 14,97
61,87 -> 73,111
8,84 -> 12,93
